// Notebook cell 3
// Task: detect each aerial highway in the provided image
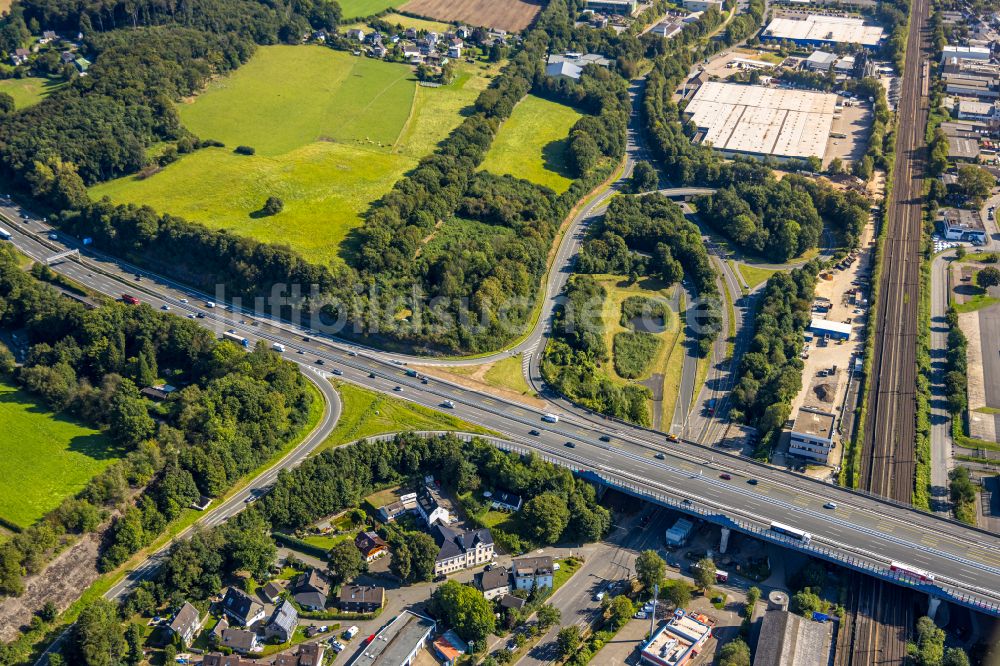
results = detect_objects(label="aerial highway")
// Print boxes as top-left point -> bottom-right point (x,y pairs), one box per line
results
5,205 -> 1000,617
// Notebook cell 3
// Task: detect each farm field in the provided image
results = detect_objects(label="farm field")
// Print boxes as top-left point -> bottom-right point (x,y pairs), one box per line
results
0,380 -> 121,530
91,46 -> 502,266
479,94 -> 583,194
372,12 -> 455,32
0,76 -> 64,110
338,0 -> 398,19
400,0 -> 542,32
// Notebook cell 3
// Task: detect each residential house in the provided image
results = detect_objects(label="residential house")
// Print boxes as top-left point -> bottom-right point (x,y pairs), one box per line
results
404,27 -> 418,39
293,569 -> 331,611
478,566 -> 511,600
456,26 -> 472,39
448,45 -> 462,59
355,531 -> 389,562
203,654 -> 255,666
261,581 -> 283,603
212,616 -> 229,641
500,594 -> 526,611
264,599 -> 299,643
73,57 -> 90,73
221,627 -> 259,654
221,588 -> 265,627
60,51 -> 74,64
273,644 -> 326,666
490,490 -> 522,512
432,524 -> 494,575
416,484 -> 451,527
167,601 -> 201,647
41,30 -> 58,42
11,48 -> 29,65
338,584 -> 386,613
140,386 -> 169,401
379,491 -> 417,521
347,28 -> 365,41
372,45 -> 387,58
432,630 -> 469,666
513,556 -> 554,591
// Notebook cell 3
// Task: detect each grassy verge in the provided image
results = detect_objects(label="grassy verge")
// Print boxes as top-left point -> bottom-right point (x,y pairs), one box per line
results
318,381 -> 494,451
737,263 -> 777,290
660,293 -> 686,429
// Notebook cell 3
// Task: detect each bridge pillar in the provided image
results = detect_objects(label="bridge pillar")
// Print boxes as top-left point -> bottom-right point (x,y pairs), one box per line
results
928,596 -> 942,620
719,527 -> 731,554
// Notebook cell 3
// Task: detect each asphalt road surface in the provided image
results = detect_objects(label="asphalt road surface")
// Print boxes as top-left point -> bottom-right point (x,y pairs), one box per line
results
5,205 -> 1000,612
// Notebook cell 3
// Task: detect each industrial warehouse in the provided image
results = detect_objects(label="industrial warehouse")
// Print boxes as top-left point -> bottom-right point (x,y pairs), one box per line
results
762,14 -> 885,48
683,81 -> 839,159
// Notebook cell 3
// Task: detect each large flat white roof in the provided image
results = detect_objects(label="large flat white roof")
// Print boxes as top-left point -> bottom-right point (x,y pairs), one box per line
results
764,14 -> 885,45
685,82 -> 837,159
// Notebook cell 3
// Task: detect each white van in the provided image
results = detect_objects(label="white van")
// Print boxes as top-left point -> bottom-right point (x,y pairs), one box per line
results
272,343 -> 286,353
542,413 -> 560,423
344,626 -> 359,640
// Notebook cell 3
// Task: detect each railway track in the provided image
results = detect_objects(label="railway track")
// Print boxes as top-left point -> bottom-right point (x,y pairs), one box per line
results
841,0 -> 932,659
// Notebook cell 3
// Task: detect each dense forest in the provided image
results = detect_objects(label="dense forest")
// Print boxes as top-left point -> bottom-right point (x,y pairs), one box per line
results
0,244 -> 314,618
729,263 -> 820,457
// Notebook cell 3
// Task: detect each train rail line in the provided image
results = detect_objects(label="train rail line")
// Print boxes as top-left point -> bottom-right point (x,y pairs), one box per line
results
842,0 -> 932,659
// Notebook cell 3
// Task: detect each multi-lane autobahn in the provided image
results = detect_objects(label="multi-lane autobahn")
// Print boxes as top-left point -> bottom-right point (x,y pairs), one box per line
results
5,204 -> 1000,616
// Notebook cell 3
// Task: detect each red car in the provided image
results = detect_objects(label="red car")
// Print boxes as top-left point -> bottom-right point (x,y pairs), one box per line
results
719,473 -> 732,480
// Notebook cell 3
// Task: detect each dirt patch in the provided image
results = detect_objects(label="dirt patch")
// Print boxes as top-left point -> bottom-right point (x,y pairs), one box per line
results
0,534 -> 101,642
960,310 -> 996,442
414,364 -> 547,409
400,0 -> 542,32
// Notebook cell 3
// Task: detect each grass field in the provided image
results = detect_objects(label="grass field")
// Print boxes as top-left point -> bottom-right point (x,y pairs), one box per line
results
338,0 -> 398,19
737,262 -> 778,290
318,381 -> 493,452
480,95 -> 584,194
91,46 -> 501,266
377,12 -> 454,32
0,76 -> 64,110
434,354 -> 533,397
0,380 -> 120,529
591,276 -> 681,425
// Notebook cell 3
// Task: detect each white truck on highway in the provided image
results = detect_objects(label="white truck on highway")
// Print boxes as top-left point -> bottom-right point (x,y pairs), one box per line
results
542,413 -> 560,423
0,227 -> 10,241
271,343 -> 286,353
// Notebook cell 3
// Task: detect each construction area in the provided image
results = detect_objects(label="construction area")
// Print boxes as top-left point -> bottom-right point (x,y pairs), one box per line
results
683,81 -> 839,160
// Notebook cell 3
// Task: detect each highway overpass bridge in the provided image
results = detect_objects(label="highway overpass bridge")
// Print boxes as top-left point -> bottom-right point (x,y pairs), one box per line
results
4,204 -> 1000,619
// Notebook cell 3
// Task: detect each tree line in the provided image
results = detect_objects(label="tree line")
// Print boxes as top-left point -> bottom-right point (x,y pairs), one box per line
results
729,263 -> 820,458
0,244 -> 314,615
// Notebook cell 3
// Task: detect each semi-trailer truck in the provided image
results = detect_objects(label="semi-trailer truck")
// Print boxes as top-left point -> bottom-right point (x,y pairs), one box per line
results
223,330 -> 250,348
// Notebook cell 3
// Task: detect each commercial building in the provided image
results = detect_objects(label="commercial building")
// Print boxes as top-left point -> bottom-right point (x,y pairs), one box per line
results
683,0 -> 723,11
957,99 -> 996,121
941,208 -> 987,243
546,52 -> 612,82
640,610 -> 713,666
665,517 -> 695,546
349,611 -> 436,666
803,50 -> 837,71
753,609 -> 834,666
762,14 -> 885,48
948,135 -> 982,161
684,82 -> 837,160
808,318 -> 852,340
941,45 -> 992,63
651,20 -> 685,39
584,0 -> 637,15
512,556 -> 555,591
789,407 -> 837,463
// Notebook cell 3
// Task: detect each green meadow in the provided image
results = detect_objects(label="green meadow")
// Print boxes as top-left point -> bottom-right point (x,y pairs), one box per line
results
338,0 -> 398,19
479,94 -> 584,194
0,380 -> 120,529
0,76 -> 64,110
91,46 -> 502,266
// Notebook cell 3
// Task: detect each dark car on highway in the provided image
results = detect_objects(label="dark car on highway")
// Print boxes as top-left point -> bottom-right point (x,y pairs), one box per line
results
599,435 -> 611,442
529,429 -> 540,436
719,473 -> 732,480
564,441 -> 576,448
